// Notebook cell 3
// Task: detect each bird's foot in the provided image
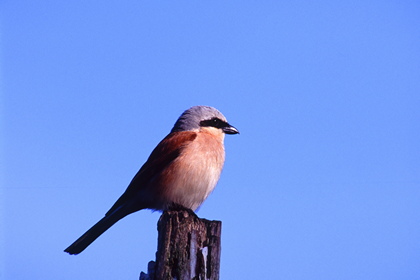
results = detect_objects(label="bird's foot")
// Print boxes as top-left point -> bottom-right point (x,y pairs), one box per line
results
167,203 -> 198,218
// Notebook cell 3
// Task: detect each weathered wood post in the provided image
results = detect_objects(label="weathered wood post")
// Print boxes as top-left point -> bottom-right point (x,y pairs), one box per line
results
140,210 -> 222,280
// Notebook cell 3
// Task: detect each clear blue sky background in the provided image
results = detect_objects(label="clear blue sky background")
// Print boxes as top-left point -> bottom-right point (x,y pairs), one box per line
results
2,1 -> 419,279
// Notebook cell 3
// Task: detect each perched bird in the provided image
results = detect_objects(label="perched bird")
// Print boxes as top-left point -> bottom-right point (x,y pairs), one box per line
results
64,105 -> 239,255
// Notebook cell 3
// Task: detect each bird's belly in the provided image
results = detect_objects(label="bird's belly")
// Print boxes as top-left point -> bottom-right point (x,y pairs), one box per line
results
159,139 -> 225,210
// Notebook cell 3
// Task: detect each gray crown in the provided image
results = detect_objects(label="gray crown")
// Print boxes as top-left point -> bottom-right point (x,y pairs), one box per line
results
171,106 -> 227,132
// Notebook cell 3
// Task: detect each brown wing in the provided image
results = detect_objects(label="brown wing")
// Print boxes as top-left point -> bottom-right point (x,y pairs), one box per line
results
105,131 -> 198,216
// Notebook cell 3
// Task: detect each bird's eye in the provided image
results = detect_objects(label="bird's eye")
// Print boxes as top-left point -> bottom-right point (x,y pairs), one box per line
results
199,117 -> 227,129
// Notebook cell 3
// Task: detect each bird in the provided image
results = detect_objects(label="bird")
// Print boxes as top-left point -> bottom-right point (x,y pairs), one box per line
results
64,105 -> 239,255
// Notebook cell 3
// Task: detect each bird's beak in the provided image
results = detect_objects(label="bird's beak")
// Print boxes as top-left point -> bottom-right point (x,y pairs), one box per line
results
222,124 -> 240,135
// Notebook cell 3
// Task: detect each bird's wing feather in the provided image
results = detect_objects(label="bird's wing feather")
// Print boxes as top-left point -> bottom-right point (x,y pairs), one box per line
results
105,131 -> 198,216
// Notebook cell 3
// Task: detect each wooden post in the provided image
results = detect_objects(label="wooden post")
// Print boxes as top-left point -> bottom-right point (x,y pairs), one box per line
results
140,210 -> 222,280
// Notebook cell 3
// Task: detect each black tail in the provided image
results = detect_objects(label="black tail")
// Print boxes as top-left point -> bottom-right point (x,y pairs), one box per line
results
64,211 -> 125,255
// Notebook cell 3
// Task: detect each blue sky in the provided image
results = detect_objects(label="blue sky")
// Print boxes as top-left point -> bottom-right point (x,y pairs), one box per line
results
2,1 -> 419,279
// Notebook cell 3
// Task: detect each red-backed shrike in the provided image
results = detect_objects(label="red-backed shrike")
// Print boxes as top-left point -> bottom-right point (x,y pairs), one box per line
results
64,105 -> 239,255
